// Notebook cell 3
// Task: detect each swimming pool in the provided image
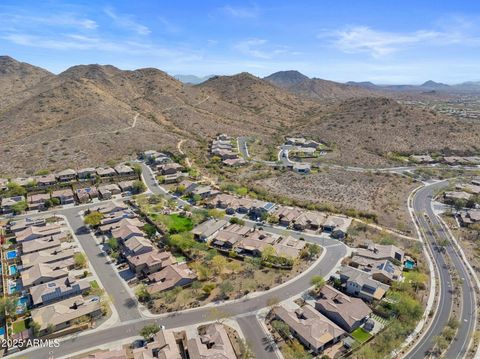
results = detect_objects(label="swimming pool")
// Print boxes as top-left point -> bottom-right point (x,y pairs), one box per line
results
8,281 -> 19,295
0,327 -> 4,336
6,250 -> 17,260
16,297 -> 28,314
9,265 -> 17,276
404,260 -> 415,270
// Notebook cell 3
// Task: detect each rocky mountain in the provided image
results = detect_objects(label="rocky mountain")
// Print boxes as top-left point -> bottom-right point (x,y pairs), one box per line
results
1,57 -> 480,174
264,70 -> 377,101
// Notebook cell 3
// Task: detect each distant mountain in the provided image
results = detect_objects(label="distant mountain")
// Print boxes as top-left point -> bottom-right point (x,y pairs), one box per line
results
174,74 -> 215,84
420,80 -> 450,89
345,81 -> 379,90
265,71 -> 377,101
264,70 -> 309,87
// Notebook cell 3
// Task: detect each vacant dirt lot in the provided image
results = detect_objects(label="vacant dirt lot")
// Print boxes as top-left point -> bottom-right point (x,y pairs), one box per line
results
254,168 -> 418,233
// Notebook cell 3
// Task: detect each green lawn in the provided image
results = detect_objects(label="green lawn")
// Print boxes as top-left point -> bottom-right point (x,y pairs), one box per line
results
12,319 -> 26,334
157,214 -> 193,233
351,327 -> 372,343
89,280 -> 99,289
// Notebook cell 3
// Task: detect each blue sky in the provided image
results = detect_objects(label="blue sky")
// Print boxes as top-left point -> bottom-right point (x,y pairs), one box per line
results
1,1 -> 480,84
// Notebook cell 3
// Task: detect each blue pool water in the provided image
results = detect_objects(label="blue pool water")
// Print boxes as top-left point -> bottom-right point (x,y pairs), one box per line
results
6,250 -> 17,260
9,265 -> 17,276
16,297 -> 28,314
0,327 -> 4,336
8,282 -> 19,295
404,260 -> 415,269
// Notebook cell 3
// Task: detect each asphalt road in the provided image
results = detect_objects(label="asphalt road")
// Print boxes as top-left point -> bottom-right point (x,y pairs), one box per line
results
407,182 -> 476,359
237,315 -> 279,359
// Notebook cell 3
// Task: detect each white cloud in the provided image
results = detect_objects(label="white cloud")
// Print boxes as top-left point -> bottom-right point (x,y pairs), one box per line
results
234,38 -> 271,59
104,7 -> 150,35
0,13 -> 98,30
324,25 -> 478,57
221,4 -> 259,18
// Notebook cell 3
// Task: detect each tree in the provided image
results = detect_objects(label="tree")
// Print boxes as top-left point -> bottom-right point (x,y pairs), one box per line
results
310,275 -> 325,290
208,208 -> 225,219
202,283 -> 216,295
74,253 -> 87,269
140,324 -> 160,341
84,211 -> 104,227
219,280 -> 234,297
107,238 -> 119,252
272,320 -> 291,338
132,180 -> 146,194
211,255 -> 228,275
0,297 -> 16,320
30,320 -> 41,337
11,201 -> 27,214
7,182 -> 26,196
132,164 -> 142,176
261,244 -> 276,261
238,339 -> 255,359
135,284 -> 151,303
229,217 -> 245,225
143,223 -> 157,239
234,187 -> 248,196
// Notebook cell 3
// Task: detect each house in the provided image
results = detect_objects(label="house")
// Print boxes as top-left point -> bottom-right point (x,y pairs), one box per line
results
83,349 -> 127,359
273,305 -> 345,355
187,324 -> 237,359
210,224 -> 251,250
123,236 -> 154,256
191,219 -> 228,242
190,186 -> 217,199
132,330 -> 182,359
293,163 -> 311,174
236,231 -> 278,257
459,209 -> 480,227
90,201 -> 128,214
273,236 -> 306,259
51,188 -> 75,204
100,210 -> 136,226
98,184 -> 121,199
147,263 -> 197,294
11,177 -> 34,187
292,211 -> 327,231
349,255 -> 403,284
338,266 -> 390,302
117,180 -> 135,193
27,193 -> 50,211
21,235 -> 63,254
178,180 -> 198,194
315,285 -> 372,332
21,262 -> 69,288
456,183 -> 480,195
9,217 -> 46,233
30,276 -> 91,307
273,206 -> 303,227
443,191 -> 472,203
355,243 -> 404,263
76,187 -> 99,203
77,168 -> 96,180
98,217 -> 144,234
21,248 -> 76,269
158,163 -> 184,175
36,174 -> 57,187
323,215 -> 352,240
1,195 -> 25,213
30,295 -> 102,336
112,224 -> 145,242
223,158 -> 247,166
114,164 -> 135,176
16,224 -> 62,243
164,172 -> 187,184
96,167 -> 116,177
55,169 -> 77,182
127,250 -> 176,276
472,178 -> 480,187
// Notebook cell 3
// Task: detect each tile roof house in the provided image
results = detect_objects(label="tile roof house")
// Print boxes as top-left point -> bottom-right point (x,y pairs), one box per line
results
315,285 -> 372,332
147,263 -> 197,294
21,262 -> 69,288
76,187 -> 99,203
77,168 -> 96,180
187,323 -> 237,359
51,188 -> 75,204
127,250 -> 176,276
178,180 -> 198,194
98,183 -> 122,199
35,174 -> 57,187
112,224 -> 145,242
338,266 -> 390,302
273,236 -> 307,259
99,217 -> 144,234
1,195 -> 25,213
90,201 -> 129,214
349,255 -> 403,284
55,169 -> 77,182
158,163 -> 184,175
31,295 -> 102,336
273,305 -> 345,355
355,244 -> 404,263
123,236 -> 154,256
292,211 -> 327,231
443,191 -> 472,203
273,206 -> 303,227
117,180 -> 135,193
459,209 -> 480,227
83,349 -> 127,359
114,164 -> 135,176
191,219 -> 228,242
96,167 -> 117,177
132,330 -> 182,359
9,217 -> 47,233
21,234 -> 63,254
236,231 -> 278,256
21,248 -> 76,269
27,193 -> 50,211
323,216 -> 352,240
16,224 -> 62,243
30,276 -> 91,307
11,177 -> 34,187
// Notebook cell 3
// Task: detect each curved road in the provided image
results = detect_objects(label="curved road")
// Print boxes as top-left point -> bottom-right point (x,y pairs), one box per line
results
407,181 -> 477,359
